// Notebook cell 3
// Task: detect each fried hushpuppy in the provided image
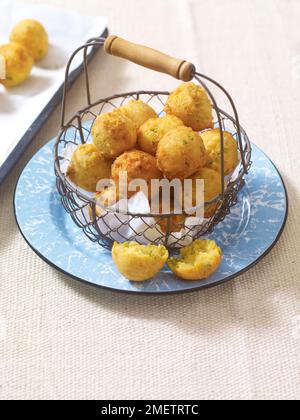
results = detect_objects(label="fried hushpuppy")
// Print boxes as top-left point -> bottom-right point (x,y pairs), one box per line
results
168,239 -> 222,280
10,19 -> 49,61
190,168 -> 222,218
67,144 -> 112,192
120,99 -> 158,129
88,189 -> 117,221
92,109 -> 137,159
138,115 -> 184,156
156,127 -> 207,180
95,187 -> 118,208
111,149 -> 162,199
164,82 -> 213,131
152,194 -> 186,233
201,129 -> 239,175
112,242 -> 169,281
0,54 -> 5,79
88,188 -> 119,222
0,43 -> 33,87
156,213 -> 186,234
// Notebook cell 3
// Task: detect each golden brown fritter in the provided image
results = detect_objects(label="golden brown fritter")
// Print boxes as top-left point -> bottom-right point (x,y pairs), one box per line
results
156,126 -> 207,180
0,42 -> 33,87
120,99 -> 158,129
164,82 -> 213,132
156,213 -> 186,234
10,19 -> 49,61
190,167 -> 222,218
138,115 -> 184,156
201,129 -> 239,175
92,109 -> 137,159
95,187 -> 118,209
67,144 -> 112,192
111,149 -> 162,199
88,188 -> 118,221
168,240 -> 222,280
112,242 -> 169,281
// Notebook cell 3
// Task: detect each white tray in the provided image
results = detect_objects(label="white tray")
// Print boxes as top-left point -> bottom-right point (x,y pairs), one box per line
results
0,1 -> 108,183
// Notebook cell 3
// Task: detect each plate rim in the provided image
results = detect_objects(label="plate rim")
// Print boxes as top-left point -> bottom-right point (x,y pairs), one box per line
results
13,141 -> 289,295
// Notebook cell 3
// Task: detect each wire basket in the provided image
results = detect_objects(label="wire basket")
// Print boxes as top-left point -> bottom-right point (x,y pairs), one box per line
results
54,36 -> 252,252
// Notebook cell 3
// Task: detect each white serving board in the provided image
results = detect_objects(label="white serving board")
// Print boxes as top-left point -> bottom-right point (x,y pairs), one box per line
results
0,0 -> 108,183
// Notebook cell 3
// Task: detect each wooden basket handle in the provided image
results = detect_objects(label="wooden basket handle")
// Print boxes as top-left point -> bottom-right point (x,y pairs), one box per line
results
104,35 -> 196,82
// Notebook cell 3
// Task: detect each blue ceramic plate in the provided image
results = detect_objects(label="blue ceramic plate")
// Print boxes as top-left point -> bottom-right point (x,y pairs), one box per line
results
14,140 -> 288,294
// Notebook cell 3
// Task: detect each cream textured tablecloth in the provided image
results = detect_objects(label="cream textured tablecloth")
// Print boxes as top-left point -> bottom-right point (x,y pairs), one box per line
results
1,0 -> 300,401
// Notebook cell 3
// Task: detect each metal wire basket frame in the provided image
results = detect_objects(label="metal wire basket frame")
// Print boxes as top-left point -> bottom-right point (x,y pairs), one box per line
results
54,37 -> 252,252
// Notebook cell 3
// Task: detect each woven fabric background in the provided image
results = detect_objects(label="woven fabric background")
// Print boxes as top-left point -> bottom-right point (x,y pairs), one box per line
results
0,0 -> 300,400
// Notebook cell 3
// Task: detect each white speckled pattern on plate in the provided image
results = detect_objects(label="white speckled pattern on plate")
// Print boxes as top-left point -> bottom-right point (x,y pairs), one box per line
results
14,140 -> 288,294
